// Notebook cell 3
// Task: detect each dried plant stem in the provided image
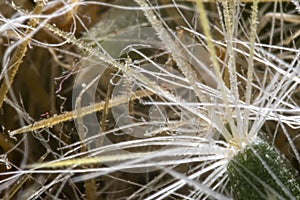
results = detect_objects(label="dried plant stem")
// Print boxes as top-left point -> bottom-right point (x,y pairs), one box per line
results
194,0 -> 235,141
194,0 -> 223,92
85,179 -> 97,200
135,0 -> 206,103
222,1 -> 243,141
284,29 -> 300,45
135,0 -> 234,141
10,89 -> 153,136
245,0 -> 258,137
3,150 -> 50,200
0,0 -> 46,108
28,152 -> 151,169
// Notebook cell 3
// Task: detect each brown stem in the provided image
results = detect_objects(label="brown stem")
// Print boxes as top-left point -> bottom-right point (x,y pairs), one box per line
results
0,0 -> 46,108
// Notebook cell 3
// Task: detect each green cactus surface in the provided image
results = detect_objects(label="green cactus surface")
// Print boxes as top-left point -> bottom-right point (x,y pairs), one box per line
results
227,140 -> 300,200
